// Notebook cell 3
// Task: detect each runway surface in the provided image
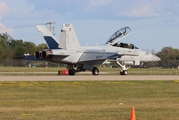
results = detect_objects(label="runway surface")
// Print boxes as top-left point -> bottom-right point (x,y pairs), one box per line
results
0,75 -> 179,81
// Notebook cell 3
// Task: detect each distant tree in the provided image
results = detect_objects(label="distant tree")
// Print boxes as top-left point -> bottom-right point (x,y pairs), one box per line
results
0,45 -> 3,59
156,47 -> 179,68
0,33 -> 13,59
23,41 -> 36,54
37,43 -> 48,50
0,33 -> 12,45
14,46 -> 26,56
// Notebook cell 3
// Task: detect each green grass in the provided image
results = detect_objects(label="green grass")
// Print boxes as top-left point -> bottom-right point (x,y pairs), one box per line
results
0,81 -> 179,119
0,67 -> 66,72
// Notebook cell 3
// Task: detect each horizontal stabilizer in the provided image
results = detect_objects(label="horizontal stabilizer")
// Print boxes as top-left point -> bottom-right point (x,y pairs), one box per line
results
14,54 -> 42,61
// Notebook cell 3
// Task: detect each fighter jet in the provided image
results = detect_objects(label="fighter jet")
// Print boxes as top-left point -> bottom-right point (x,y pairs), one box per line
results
35,24 -> 160,75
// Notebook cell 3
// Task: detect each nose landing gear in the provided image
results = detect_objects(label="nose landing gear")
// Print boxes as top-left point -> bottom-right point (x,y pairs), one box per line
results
116,61 -> 130,75
120,70 -> 128,75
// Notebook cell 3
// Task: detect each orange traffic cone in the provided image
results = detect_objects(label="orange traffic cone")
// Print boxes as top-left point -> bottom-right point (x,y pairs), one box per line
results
130,106 -> 136,120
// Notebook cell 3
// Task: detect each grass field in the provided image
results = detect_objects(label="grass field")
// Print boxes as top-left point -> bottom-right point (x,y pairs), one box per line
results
0,67 -> 179,75
0,81 -> 179,120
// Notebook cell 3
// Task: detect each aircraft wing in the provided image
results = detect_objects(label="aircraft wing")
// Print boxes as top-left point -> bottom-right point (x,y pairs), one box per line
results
78,48 -> 139,64
105,27 -> 131,45
78,49 -> 118,64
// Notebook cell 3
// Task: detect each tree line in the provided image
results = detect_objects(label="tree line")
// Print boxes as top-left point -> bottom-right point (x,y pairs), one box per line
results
0,33 -> 179,68
155,47 -> 179,68
0,33 -> 47,59
0,33 -> 48,66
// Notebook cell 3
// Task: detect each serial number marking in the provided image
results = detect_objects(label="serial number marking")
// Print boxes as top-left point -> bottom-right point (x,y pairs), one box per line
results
96,56 -> 103,59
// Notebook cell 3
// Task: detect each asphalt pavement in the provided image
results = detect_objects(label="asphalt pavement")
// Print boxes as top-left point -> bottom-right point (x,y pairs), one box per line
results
0,75 -> 178,81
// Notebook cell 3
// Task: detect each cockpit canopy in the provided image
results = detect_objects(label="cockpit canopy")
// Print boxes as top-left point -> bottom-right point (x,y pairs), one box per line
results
106,27 -> 131,45
105,27 -> 138,49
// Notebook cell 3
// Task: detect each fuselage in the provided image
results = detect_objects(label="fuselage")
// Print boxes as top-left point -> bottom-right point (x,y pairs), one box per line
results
44,45 -> 160,65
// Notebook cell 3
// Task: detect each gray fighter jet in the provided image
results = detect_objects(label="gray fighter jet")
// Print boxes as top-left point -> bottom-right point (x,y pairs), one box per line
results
35,24 -> 160,75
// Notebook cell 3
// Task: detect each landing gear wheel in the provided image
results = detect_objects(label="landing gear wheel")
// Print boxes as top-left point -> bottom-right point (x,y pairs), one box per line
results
92,67 -> 99,75
124,70 -> 128,75
120,71 -> 123,75
58,70 -> 60,75
120,70 -> 128,75
68,69 -> 75,76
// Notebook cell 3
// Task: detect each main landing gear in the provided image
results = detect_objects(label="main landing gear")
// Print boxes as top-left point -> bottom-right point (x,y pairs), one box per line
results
92,67 -> 99,75
68,69 -> 75,76
67,65 -> 99,76
116,61 -> 130,75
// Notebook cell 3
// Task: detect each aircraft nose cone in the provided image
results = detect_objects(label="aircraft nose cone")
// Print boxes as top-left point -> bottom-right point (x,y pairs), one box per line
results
152,55 -> 161,61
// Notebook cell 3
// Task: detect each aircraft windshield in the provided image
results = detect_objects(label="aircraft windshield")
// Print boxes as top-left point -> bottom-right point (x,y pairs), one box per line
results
106,27 -> 131,44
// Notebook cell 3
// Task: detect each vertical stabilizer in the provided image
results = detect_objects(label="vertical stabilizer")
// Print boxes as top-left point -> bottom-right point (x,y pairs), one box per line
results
36,25 -> 59,49
59,24 -> 80,49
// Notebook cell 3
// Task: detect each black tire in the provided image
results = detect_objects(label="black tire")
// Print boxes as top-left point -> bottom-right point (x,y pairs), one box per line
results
92,67 -> 99,75
120,71 -> 124,75
68,69 -> 75,76
120,70 -> 128,75
58,70 -> 61,75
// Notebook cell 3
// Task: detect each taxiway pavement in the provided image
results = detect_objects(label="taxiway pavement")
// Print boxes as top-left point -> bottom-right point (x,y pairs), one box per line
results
0,75 -> 179,81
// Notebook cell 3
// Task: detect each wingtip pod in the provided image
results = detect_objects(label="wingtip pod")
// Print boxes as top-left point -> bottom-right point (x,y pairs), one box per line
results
36,25 -> 59,49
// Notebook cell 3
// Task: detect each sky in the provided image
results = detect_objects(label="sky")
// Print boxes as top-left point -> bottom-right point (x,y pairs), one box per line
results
0,0 -> 179,52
